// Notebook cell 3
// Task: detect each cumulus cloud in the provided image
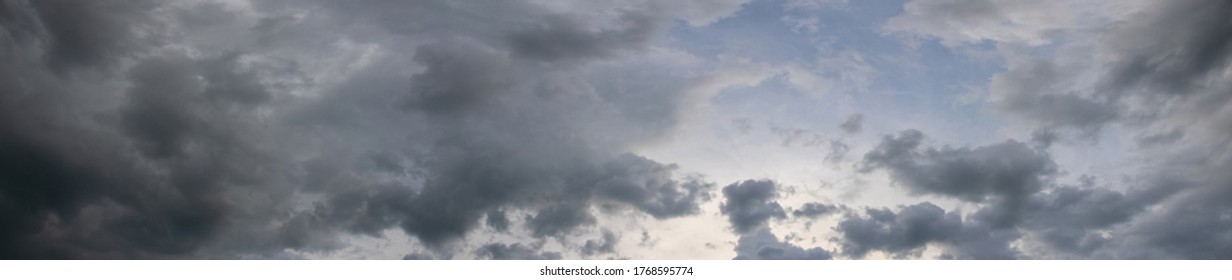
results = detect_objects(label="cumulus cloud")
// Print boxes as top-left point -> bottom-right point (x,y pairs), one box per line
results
720,179 -> 834,260
844,129 -> 1189,259
720,180 -> 788,234
580,230 -> 620,256
860,129 -> 1056,227
890,0 -> 1232,259
734,228 -> 832,260
836,202 -> 1018,259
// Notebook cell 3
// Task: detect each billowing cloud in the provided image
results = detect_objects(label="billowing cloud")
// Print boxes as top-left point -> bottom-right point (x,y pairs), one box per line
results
836,202 -> 1019,259
2,0 -> 1230,260
720,179 -> 834,260
0,0 -> 743,259
860,130 -> 1056,227
734,228 -> 832,260
720,180 -> 787,234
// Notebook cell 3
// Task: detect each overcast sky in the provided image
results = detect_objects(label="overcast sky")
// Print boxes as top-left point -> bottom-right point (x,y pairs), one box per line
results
2,0 -> 1230,259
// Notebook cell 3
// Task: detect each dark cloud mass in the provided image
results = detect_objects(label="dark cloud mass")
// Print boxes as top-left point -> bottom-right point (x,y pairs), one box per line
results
847,129 -> 1185,258
836,202 -> 1018,259
0,0 -> 730,259
721,179 -> 834,260
2,0 -> 1232,260
720,180 -> 787,234
861,129 -> 1056,227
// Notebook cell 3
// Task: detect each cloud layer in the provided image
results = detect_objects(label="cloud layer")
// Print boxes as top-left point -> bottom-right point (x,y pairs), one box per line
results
1,0 -> 1230,259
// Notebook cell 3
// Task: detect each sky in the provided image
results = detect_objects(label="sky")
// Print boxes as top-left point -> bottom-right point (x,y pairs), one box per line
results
1,0 -> 1230,259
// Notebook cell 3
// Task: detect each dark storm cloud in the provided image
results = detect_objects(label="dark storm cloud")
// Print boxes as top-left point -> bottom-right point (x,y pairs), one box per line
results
475,243 -> 562,260
271,0 -> 735,255
0,0 -> 737,259
0,45 -> 298,258
836,202 -> 1018,259
254,0 -> 739,256
17,0 -> 155,71
733,228 -> 832,260
839,113 -> 863,134
405,40 -> 513,115
527,204 -> 597,238
485,210 -> 510,232
1077,0 -> 1232,259
719,180 -> 787,234
860,129 -> 1056,227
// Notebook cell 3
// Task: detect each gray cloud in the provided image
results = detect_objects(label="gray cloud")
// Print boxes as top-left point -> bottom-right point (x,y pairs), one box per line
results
0,0 -> 741,259
986,56 -> 1122,134
485,210 -> 510,232
844,128 -> 1188,259
21,0 -> 155,72
475,243 -> 562,260
404,40 -> 513,115
1101,0 -> 1232,97
507,11 -> 665,62
836,202 -> 1019,259
259,0 -> 728,254
401,252 -> 438,260
593,154 -> 715,219
734,228 -> 832,260
720,179 -> 834,260
1135,129 -> 1185,147
1108,157 -> 1232,259
0,47 -> 298,258
5,0 -> 1230,261
581,230 -> 620,256
792,203 -> 843,219
720,180 -> 787,234
860,129 -> 1056,227
823,139 -> 850,165
1012,181 -> 1178,258
839,113 -> 863,134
